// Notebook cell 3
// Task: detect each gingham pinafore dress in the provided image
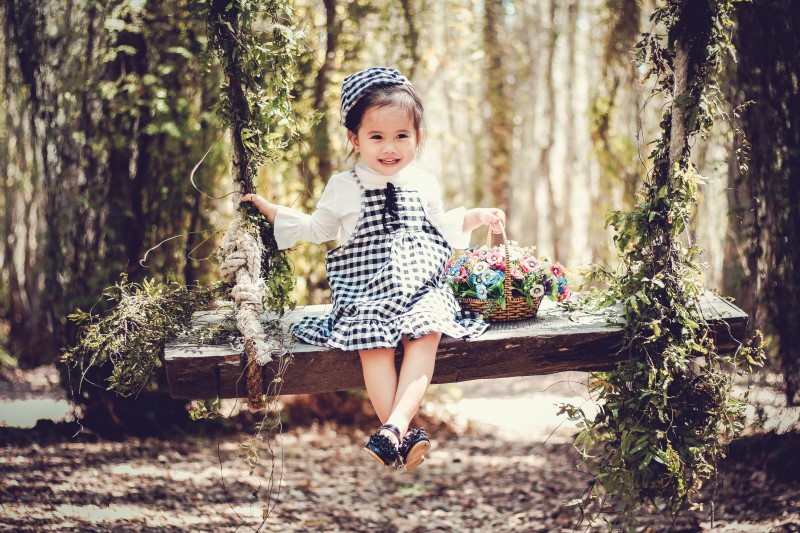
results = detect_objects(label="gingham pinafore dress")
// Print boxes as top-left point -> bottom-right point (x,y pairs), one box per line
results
291,172 -> 488,351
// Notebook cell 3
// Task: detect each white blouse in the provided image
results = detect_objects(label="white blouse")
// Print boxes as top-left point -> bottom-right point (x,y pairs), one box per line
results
273,162 -> 471,251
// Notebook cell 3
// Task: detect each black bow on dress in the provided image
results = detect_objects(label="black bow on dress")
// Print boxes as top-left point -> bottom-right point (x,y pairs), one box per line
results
382,182 -> 400,227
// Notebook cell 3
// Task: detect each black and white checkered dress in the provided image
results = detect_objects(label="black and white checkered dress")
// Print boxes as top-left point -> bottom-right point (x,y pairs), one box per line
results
291,172 -> 488,351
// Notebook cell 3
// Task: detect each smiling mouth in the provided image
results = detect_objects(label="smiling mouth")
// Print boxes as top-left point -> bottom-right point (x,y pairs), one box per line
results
380,158 -> 399,165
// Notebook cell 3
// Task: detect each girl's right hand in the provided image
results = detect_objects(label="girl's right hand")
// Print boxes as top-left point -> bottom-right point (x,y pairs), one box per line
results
241,193 -> 277,223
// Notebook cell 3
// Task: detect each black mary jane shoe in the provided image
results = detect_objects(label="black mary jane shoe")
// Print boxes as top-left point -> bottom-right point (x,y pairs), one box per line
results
364,423 -> 402,468
399,427 -> 431,472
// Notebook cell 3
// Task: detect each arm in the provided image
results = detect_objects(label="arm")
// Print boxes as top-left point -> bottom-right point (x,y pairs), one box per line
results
241,193 -> 277,223
463,207 -> 507,234
423,173 -> 507,245
240,178 -> 344,250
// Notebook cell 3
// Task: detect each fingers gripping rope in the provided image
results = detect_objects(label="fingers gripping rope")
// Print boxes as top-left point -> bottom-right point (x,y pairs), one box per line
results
220,216 -> 282,408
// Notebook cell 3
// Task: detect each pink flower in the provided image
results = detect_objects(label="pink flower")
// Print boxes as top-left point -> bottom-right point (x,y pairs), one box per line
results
486,251 -> 504,267
551,264 -> 564,278
520,257 -> 539,273
454,265 -> 468,282
510,267 -> 525,280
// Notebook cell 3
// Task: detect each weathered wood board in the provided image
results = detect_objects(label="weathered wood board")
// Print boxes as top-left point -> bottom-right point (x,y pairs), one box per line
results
165,292 -> 748,400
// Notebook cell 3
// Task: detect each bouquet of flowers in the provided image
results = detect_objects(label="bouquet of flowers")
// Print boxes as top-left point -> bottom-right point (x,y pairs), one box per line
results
444,240 -> 570,321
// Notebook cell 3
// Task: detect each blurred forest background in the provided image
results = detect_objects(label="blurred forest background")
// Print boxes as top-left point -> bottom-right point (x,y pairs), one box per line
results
0,0 -> 798,420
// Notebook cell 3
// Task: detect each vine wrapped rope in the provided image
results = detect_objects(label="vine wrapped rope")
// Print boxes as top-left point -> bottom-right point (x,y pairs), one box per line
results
219,216 -> 281,367
219,214 -> 286,411
207,0 -> 302,411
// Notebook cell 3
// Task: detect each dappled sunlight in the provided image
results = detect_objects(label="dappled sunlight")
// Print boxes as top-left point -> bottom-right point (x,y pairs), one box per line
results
4,502 -> 260,529
439,374 -> 598,444
0,398 -> 73,428
453,395 -> 597,444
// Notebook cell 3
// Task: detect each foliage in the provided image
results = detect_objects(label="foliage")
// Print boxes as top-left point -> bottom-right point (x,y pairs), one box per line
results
205,0 -> 304,184
2,0 -> 227,369
239,206 -> 296,317
62,0 -> 304,410
565,0 -> 766,525
204,0 -> 303,521
62,275 -> 221,397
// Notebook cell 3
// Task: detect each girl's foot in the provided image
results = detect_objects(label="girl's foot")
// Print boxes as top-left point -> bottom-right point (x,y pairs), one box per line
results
364,423 -> 402,467
399,427 -> 431,471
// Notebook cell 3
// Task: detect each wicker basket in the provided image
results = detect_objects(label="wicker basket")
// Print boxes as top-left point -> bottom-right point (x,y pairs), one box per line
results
457,227 -> 543,322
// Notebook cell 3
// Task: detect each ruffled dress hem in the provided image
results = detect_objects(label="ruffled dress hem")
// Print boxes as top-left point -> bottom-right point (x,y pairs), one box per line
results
291,308 -> 487,351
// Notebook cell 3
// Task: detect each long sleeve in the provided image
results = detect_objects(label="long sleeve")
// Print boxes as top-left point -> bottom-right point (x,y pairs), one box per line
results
273,178 -> 344,250
423,176 -> 471,249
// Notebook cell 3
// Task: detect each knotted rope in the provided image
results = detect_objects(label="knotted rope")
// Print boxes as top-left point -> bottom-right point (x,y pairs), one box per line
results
219,213 -> 282,409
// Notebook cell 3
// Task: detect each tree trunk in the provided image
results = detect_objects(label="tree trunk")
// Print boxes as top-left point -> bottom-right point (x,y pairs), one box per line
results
725,0 -> 800,404
399,0 -> 420,79
484,0 -> 512,216
541,0 -> 559,260
312,0 -> 338,196
562,0 -> 578,261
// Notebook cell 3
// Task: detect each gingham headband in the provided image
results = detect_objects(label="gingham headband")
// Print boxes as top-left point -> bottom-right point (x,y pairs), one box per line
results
340,67 -> 413,126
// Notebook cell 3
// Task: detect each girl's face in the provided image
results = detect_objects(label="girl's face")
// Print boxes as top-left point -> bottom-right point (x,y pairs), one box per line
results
347,105 -> 421,177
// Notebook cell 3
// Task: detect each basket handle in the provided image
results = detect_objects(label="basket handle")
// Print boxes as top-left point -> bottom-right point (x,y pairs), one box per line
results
486,224 -> 513,298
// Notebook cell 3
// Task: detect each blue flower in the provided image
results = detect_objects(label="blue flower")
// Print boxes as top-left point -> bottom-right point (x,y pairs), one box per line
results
476,284 -> 488,300
454,256 -> 468,267
446,265 -> 461,280
470,273 -> 486,286
557,277 -> 568,291
485,270 -> 505,286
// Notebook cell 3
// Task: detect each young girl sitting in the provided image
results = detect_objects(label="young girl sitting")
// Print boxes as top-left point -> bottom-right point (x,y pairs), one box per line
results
242,66 -> 505,471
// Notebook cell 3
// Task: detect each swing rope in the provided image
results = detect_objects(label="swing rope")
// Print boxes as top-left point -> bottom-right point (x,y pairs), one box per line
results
206,0 -> 302,411
219,216 -> 276,367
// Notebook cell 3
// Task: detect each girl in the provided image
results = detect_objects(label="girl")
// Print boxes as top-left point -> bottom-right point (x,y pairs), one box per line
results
242,67 -> 505,471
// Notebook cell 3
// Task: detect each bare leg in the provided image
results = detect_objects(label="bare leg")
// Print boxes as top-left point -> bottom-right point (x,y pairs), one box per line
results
384,332 -> 440,438
359,347 -> 398,426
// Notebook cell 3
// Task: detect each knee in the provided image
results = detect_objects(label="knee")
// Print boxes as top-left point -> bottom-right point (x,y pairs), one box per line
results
359,347 -> 395,364
402,332 -> 442,351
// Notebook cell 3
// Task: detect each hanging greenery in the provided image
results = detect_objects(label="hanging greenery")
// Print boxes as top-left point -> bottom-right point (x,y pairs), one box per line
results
61,276 -> 222,397
564,0 -> 765,525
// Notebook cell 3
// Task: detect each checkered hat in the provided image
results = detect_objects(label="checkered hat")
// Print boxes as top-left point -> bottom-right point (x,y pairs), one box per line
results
340,67 -> 413,126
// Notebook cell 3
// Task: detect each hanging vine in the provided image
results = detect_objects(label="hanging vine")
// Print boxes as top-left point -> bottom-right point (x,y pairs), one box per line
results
564,0 -> 765,526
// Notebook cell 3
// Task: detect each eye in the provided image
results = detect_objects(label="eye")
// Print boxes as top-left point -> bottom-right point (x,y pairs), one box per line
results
370,134 -> 382,140
397,133 -> 409,139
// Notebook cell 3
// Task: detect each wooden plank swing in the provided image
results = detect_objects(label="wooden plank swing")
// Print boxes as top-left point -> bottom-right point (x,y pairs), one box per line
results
165,292 -> 747,400
161,2 -> 752,408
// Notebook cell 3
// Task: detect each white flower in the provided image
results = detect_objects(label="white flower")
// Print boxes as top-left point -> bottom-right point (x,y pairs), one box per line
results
529,284 -> 545,298
472,261 -> 490,275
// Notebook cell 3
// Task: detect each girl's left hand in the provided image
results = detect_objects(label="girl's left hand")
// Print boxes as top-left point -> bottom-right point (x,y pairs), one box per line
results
479,208 -> 506,234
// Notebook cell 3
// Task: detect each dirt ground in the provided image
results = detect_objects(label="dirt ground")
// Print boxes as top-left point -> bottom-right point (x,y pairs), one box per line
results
1,368 -> 799,532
